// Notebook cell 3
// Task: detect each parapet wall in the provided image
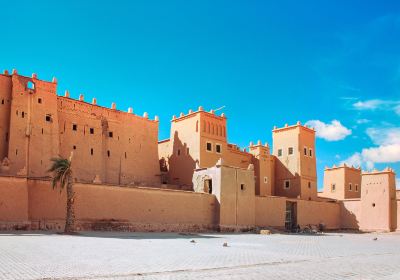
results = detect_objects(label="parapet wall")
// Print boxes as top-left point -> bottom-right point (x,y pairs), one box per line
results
255,196 -> 341,229
0,176 -> 219,232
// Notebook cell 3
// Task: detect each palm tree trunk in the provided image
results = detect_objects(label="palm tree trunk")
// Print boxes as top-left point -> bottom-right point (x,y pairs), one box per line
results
64,174 -> 75,233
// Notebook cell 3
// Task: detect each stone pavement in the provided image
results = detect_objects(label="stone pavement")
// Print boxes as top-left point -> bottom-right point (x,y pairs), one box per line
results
0,231 -> 400,279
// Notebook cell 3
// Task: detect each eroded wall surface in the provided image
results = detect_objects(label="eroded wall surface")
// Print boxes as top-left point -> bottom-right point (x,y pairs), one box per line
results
27,179 -> 219,232
0,177 -> 29,227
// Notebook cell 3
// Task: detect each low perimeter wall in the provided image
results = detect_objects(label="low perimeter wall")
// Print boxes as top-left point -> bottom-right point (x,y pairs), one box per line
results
1,177 -> 219,232
255,196 -> 341,229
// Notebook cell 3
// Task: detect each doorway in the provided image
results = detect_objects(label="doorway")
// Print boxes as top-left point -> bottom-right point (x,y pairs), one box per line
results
285,201 -> 297,231
204,179 -> 213,194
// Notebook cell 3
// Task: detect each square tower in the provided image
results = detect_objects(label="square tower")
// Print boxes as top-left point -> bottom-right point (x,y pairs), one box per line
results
360,168 -> 397,232
322,164 -> 362,200
272,122 -> 317,200
249,141 -> 275,196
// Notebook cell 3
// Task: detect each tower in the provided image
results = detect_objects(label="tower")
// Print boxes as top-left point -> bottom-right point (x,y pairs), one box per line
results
249,141 -> 275,196
322,164 -> 361,200
360,168 -> 397,232
272,122 -> 317,200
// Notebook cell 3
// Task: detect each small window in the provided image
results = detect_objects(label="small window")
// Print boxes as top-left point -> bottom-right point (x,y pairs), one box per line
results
177,149 -> 181,156
372,203 -> 376,207
309,149 -> 313,157
90,128 -> 94,134
216,144 -> 221,154
264,177 -> 268,184
38,98 -> 42,104
21,112 -> 25,118
284,180 -> 290,189
206,142 -> 212,152
16,149 -> 18,155
304,147 -> 307,156
125,152 -> 127,159
90,148 -> 93,155
109,132 -> 113,138
27,81 -> 35,90
240,184 -> 245,191
72,124 -> 77,131
45,115 -> 51,122
186,148 -> 190,155
308,182 -> 311,188
107,150 -> 110,157
288,147 -> 293,155
349,183 -> 352,191
1,99 -> 4,105
278,149 -> 282,157
355,184 -> 358,192
331,183 -> 336,192
73,145 -> 76,150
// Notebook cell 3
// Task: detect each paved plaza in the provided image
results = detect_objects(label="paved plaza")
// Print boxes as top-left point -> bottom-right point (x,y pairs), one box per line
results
1,231 -> 400,280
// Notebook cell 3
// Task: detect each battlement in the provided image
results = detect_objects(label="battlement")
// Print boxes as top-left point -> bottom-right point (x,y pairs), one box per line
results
1,69 -> 58,85
272,121 -> 315,133
325,163 -> 361,171
362,167 -> 396,176
171,106 -> 226,122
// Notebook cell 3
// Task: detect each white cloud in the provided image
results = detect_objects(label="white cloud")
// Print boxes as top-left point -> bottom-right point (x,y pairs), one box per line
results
361,144 -> 400,163
341,152 -> 362,168
366,127 -> 400,145
356,119 -> 370,124
340,127 -> 400,171
353,99 -> 385,110
305,120 -> 351,141
353,99 -> 400,115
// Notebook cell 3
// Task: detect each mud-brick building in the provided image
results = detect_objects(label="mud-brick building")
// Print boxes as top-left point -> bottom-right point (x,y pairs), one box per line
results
0,70 -> 160,186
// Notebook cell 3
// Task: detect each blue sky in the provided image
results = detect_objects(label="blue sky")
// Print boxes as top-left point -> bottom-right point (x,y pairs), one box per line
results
1,1 -> 399,188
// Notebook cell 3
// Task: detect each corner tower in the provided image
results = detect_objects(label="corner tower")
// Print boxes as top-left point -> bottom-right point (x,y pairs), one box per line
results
272,122 -> 317,200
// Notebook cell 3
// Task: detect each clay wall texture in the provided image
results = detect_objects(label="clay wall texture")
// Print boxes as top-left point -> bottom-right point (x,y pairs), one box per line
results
2,178 -> 218,231
0,72 -> 160,187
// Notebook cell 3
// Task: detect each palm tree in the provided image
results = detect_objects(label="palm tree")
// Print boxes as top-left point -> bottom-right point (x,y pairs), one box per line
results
48,154 -> 75,233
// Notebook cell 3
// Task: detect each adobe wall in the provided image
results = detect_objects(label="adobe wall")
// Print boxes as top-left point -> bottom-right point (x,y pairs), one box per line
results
57,97 -> 160,186
397,199 -> 400,231
255,196 -> 340,229
296,199 -> 340,229
340,199 -> 362,230
0,74 -> 11,162
0,176 -> 29,229
27,179 -> 219,232
255,196 -> 286,228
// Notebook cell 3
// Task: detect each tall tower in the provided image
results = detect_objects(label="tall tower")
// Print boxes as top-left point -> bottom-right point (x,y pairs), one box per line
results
272,122 -> 317,200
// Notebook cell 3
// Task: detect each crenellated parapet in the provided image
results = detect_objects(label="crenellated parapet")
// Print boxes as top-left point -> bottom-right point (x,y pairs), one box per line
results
171,106 -> 227,122
272,121 -> 315,133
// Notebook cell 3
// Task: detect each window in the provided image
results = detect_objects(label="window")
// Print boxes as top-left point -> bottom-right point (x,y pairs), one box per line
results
309,149 -> 313,157
196,121 -> 199,132
331,183 -> 336,192
21,112 -> 25,118
16,149 -> 18,155
372,203 -> 376,207
186,148 -> 190,155
240,184 -> 245,191
72,124 -> 77,131
206,142 -> 212,152
73,145 -> 76,150
304,147 -> 307,156
125,152 -> 127,159
90,128 -> 94,134
355,184 -> 358,192
38,98 -> 42,104
264,177 -> 268,184
1,99 -> 4,105
177,149 -> 181,156
45,115 -> 51,122
109,132 -> 113,138
107,150 -> 110,157
278,149 -> 282,157
288,147 -> 293,155
308,182 -> 311,188
27,81 -> 35,90
349,183 -> 352,191
90,148 -> 93,155
216,144 -> 221,154
284,180 -> 290,189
